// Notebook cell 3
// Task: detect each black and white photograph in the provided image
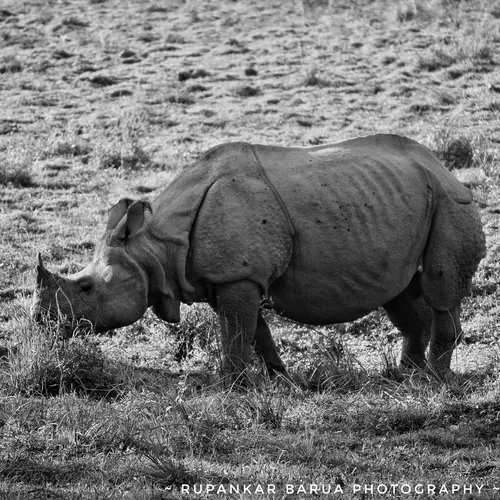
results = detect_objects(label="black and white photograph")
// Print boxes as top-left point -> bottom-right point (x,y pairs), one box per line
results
1,0 -> 500,498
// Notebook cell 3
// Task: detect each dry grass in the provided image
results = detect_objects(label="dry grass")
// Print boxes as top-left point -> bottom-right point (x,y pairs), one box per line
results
1,304 -> 120,397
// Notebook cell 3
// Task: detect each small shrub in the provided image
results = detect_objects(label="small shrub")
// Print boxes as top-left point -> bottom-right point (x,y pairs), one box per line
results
165,32 -> 185,44
188,83 -> 209,92
0,166 -> 34,187
474,44 -> 494,63
492,5 -> 500,19
221,13 -> 240,27
290,332 -> 367,393
169,304 -> 217,363
408,102 -> 433,115
244,388 -> 286,429
170,397 -> 227,454
0,135 -> 41,186
234,85 -> 261,97
147,5 -> 171,13
42,140 -> 92,160
0,55 -> 22,74
190,8 -> 201,23
98,145 -> 150,170
419,37 -> 495,74
435,91 -> 456,105
167,94 -> 195,105
379,341 -> 404,382
140,452 -> 199,488
433,135 -> 474,170
376,407 -> 429,434
302,67 -> 330,87
178,68 -> 210,82
304,360 -> 367,393
94,106 -> 152,170
417,49 -> 456,71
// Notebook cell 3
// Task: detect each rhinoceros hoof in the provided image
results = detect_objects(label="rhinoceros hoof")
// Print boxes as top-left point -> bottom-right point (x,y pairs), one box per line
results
399,364 -> 425,378
425,365 -> 454,383
400,355 -> 427,371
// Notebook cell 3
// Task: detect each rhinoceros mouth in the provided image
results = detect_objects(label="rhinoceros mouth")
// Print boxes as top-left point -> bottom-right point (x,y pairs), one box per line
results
32,306 -> 59,324
33,307 -> 96,337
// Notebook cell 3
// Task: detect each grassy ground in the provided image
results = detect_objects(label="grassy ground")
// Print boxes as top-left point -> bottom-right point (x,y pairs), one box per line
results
1,0 -> 500,498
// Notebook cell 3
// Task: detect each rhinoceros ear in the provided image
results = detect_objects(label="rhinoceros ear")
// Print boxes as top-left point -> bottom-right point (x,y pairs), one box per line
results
109,200 -> 151,244
107,198 -> 135,230
36,253 -> 53,287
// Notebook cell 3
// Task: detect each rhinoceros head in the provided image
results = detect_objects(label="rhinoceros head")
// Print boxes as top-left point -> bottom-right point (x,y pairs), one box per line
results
33,198 -> 181,334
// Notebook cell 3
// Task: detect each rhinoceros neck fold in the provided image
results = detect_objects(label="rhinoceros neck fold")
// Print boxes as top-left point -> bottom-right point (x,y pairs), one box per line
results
132,230 -> 191,306
248,143 -> 295,237
146,142 -> 285,301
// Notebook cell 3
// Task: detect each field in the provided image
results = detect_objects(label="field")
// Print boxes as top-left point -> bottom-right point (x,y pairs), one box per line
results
1,0 -> 500,498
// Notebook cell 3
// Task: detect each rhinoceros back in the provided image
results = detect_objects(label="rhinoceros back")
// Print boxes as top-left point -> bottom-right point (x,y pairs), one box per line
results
338,134 -> 473,204
255,135 -> 442,323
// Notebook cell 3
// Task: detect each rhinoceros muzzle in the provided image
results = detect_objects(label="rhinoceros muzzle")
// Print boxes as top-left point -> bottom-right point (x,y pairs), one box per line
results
33,254 -> 126,334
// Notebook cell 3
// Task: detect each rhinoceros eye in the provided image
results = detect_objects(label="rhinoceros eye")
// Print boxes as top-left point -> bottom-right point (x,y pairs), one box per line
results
79,280 -> 92,294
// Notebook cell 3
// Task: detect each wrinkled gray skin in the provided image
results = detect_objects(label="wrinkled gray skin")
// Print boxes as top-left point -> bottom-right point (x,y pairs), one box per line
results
34,134 -> 486,381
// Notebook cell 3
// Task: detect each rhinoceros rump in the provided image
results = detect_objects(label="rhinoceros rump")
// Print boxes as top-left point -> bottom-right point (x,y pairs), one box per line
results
34,134 -> 486,380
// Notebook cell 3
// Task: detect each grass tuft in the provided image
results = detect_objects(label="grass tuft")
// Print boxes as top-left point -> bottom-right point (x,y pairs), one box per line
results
396,0 -> 435,23
3,306 -> 120,397
291,332 -> 369,393
302,67 -> 330,87
140,452 -> 200,488
244,387 -> 286,429
0,137 -> 36,187
169,304 -> 217,363
0,55 -> 22,74
97,145 -> 151,170
432,132 -> 474,170
0,166 -> 34,187
234,85 -> 262,97
417,48 -> 456,71
418,34 -> 496,73
43,140 -> 92,160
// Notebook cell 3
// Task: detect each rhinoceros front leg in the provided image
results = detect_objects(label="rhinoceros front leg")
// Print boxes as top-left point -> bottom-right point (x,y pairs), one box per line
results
427,305 -> 461,379
216,280 -> 286,381
216,280 -> 262,379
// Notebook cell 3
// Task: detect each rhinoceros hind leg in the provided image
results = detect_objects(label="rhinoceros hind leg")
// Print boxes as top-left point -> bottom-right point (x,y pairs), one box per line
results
426,305 -> 462,379
420,197 -> 484,378
383,291 -> 432,370
253,312 -> 287,377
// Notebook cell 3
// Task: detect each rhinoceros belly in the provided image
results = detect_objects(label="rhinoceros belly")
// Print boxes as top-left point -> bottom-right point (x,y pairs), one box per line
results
261,144 -> 433,324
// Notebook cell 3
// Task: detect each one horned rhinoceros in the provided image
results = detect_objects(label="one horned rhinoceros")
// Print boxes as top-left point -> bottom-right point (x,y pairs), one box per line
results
34,134 -> 486,380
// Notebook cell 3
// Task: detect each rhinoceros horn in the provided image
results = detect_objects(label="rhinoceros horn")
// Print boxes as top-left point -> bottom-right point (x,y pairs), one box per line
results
36,253 -> 54,287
